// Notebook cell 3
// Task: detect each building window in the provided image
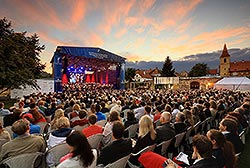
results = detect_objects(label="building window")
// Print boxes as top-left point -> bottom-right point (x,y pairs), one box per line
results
224,58 -> 226,63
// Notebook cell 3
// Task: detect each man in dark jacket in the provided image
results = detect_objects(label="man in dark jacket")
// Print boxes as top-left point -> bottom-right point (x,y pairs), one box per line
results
97,121 -> 132,166
156,112 -> 176,144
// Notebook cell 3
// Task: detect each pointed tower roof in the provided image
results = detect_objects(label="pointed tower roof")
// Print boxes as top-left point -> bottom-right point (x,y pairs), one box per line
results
220,44 -> 230,58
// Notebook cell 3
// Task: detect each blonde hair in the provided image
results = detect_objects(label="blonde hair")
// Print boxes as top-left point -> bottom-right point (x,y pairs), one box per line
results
139,115 -> 156,140
56,117 -> 70,129
51,108 -> 65,130
73,104 -> 81,111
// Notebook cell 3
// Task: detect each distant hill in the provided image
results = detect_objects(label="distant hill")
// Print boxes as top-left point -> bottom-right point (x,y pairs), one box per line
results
126,48 -> 250,72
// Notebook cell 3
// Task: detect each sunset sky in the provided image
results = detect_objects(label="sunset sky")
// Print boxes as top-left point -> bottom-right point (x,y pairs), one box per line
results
1,0 -> 250,73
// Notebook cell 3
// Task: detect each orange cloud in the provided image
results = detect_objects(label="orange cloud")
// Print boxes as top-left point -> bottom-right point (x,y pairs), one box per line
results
115,28 -> 127,38
175,18 -> 192,33
71,1 -> 87,25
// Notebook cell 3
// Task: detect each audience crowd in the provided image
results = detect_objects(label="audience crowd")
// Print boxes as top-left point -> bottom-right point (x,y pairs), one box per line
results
0,83 -> 249,168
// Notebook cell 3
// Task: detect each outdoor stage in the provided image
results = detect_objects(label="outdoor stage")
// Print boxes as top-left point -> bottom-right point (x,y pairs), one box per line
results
51,46 -> 126,92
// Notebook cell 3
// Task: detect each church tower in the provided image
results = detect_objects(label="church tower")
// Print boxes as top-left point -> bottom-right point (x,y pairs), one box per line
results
219,44 -> 230,77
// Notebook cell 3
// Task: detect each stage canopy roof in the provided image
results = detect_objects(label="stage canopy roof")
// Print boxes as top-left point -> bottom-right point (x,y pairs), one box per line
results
51,46 -> 126,64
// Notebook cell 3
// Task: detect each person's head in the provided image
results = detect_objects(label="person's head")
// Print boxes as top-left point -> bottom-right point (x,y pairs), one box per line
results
54,108 -> 65,119
139,115 -> 156,140
95,104 -> 101,112
206,129 -> 236,168
109,110 -> 120,122
127,110 -> 135,121
11,119 -> 30,136
22,113 -> 35,124
155,105 -> 162,113
203,102 -> 210,109
209,100 -> 217,109
160,111 -> 171,124
0,102 -> 4,109
192,134 -> 213,159
144,106 -> 151,114
88,114 -> 97,125
112,121 -> 125,140
30,108 -> 43,122
56,117 -> 70,129
73,104 -> 81,111
79,109 -> 87,119
175,112 -> 185,122
66,131 -> 94,167
219,118 -> 237,134
29,102 -> 36,109
164,104 -> 172,112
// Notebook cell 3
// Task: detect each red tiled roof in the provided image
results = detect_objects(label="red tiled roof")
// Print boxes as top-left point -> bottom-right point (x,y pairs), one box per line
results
135,68 -> 160,79
230,61 -> 250,72
208,69 -> 218,75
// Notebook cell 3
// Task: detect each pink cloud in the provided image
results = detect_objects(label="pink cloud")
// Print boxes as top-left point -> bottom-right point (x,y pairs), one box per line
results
115,28 -> 127,38
71,1 -> 87,25
175,18 -> 192,33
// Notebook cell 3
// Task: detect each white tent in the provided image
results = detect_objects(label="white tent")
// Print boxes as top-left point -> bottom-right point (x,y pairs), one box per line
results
214,77 -> 250,90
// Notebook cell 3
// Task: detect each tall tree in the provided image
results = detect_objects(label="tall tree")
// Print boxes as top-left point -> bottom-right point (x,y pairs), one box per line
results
0,18 -> 45,94
125,68 -> 136,82
161,56 -> 175,77
189,63 -> 209,77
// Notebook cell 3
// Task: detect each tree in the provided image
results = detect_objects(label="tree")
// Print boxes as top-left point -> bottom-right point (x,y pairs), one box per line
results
125,68 -> 136,82
0,18 -> 45,94
161,56 -> 175,77
189,63 -> 209,77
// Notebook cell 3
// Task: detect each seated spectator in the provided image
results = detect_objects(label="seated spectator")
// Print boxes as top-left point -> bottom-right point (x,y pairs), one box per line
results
57,131 -> 97,168
166,135 -> 218,168
129,115 -> 156,165
29,108 -> 46,124
82,114 -> 103,138
219,118 -> 244,154
206,129 -> 236,168
3,109 -> 22,127
0,102 -> 12,116
145,105 -> 154,121
95,104 -> 106,121
70,109 -> 88,128
0,119 -> 46,161
69,104 -> 81,119
47,117 -> 73,148
102,110 -> 121,146
156,112 -> 175,144
97,121 -> 132,166
50,108 -> 65,130
153,105 -> 162,122
124,110 -> 138,129
13,113 -> 40,138
0,121 -> 11,141
100,101 -> 109,113
174,112 -> 187,134
183,109 -> 194,127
